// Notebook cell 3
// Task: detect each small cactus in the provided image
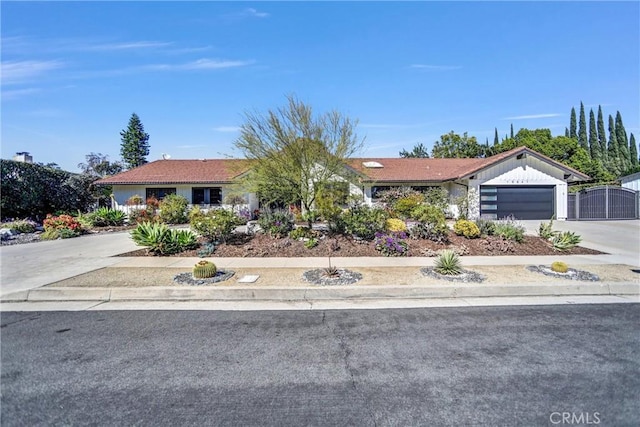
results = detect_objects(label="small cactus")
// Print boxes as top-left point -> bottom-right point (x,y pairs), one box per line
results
193,260 -> 217,279
551,261 -> 569,273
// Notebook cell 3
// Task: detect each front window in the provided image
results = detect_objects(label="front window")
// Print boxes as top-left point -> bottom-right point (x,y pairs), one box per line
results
146,188 -> 176,200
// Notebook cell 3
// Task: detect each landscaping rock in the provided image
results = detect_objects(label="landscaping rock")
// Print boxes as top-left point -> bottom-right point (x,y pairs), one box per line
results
420,267 -> 486,283
302,268 -> 363,286
173,270 -> 235,286
526,265 -> 600,281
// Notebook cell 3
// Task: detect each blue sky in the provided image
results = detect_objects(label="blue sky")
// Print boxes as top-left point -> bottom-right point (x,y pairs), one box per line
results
2,1 -> 639,172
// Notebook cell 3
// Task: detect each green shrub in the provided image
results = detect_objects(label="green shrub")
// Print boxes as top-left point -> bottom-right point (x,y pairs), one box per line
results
494,218 -> 525,243
538,218 -> 557,240
422,187 -> 450,213
341,205 -> 388,240
193,260 -> 217,278
551,261 -> 569,273
474,219 -> 496,237
128,207 -> 160,224
289,226 -> 318,240
434,250 -> 462,275
392,194 -> 424,218
408,205 -> 449,243
257,209 -> 295,238
551,231 -> 581,251
130,221 -> 198,255
159,194 -> 189,224
89,207 -> 127,227
126,194 -> 144,205
189,207 -> 239,243
453,219 -> 480,239
3,219 -> 37,233
376,187 -> 422,207
304,237 -> 319,249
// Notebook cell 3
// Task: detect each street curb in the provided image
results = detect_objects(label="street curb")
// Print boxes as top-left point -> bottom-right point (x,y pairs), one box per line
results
2,282 -> 638,303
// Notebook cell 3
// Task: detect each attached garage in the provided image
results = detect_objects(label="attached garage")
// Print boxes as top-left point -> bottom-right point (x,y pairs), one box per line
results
480,186 -> 554,220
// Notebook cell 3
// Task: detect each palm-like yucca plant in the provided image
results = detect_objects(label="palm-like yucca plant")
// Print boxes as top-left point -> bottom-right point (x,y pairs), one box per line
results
434,249 -> 462,275
130,221 -> 198,255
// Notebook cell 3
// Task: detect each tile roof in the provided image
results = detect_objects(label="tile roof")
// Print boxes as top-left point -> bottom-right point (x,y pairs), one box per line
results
95,146 -> 589,185
94,159 -> 252,185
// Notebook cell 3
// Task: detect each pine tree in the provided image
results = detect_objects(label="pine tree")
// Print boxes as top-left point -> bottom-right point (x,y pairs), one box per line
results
510,123 -> 514,139
569,106 -> 577,139
120,113 -> 150,169
494,128 -> 499,145
588,109 -> 600,161
607,115 -> 620,176
597,106 -> 607,163
615,111 -> 630,171
630,133 -> 638,168
578,102 -> 588,153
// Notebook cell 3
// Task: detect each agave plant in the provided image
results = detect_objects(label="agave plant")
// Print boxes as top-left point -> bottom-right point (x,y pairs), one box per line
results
91,207 -> 127,226
434,249 -> 462,275
130,222 -> 198,255
551,231 -> 582,252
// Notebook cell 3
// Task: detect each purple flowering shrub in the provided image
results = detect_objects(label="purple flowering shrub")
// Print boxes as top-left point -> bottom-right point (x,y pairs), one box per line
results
374,231 -> 409,257
257,209 -> 294,238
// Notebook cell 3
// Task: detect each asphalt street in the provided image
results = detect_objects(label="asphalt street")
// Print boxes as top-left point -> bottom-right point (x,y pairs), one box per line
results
2,305 -> 638,426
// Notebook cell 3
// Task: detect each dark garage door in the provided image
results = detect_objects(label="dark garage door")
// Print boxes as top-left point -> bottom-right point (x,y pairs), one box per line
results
480,186 -> 554,220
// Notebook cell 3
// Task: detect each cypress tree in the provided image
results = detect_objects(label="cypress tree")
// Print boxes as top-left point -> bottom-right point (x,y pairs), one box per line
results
510,123 -> 514,139
615,111 -> 630,170
630,133 -> 638,167
597,106 -> 607,162
578,102 -> 588,153
565,127 -> 569,138
607,115 -> 620,176
588,109 -> 600,161
494,128 -> 499,145
569,107 -> 577,139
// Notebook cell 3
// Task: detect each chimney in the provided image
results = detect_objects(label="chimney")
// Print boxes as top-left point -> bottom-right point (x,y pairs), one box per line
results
13,152 -> 33,163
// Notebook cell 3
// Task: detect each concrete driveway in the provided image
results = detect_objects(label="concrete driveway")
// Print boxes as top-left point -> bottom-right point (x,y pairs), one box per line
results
520,219 -> 640,266
0,232 -> 138,297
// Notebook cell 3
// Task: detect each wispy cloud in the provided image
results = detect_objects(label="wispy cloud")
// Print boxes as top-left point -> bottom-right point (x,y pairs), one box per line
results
213,126 -> 241,132
503,113 -> 562,120
243,8 -> 270,18
1,87 -> 41,100
81,41 -> 174,51
144,58 -> 254,71
1,60 -> 64,84
410,64 -> 462,71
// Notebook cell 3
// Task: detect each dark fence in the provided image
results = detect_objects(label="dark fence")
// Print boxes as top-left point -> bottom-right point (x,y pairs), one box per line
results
568,186 -> 639,220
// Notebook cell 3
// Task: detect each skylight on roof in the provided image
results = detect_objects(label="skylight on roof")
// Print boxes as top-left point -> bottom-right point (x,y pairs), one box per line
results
362,161 -> 384,168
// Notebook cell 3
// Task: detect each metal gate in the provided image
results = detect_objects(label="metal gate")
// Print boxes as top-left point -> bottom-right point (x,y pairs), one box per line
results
568,186 -> 639,220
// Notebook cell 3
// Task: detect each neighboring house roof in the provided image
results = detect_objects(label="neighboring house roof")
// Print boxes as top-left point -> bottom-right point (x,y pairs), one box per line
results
94,159 -> 252,185
96,146 -> 590,185
620,171 -> 640,182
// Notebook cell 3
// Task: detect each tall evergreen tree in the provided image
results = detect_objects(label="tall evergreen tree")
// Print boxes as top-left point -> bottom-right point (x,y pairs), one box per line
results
569,106 -> 577,139
607,115 -> 620,176
630,133 -> 638,168
493,128 -> 499,145
564,127 -> 569,137
615,111 -> 630,171
588,109 -> 600,161
120,113 -> 150,169
597,106 -> 607,163
578,102 -> 588,153
510,123 -> 514,139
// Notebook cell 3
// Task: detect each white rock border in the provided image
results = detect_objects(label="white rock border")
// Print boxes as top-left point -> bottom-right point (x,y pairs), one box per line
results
302,268 -> 363,286
174,270 -> 235,286
526,265 -> 600,281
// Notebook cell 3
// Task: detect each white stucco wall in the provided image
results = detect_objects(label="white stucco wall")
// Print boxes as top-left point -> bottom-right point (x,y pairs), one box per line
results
467,155 -> 568,220
621,172 -> 640,192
